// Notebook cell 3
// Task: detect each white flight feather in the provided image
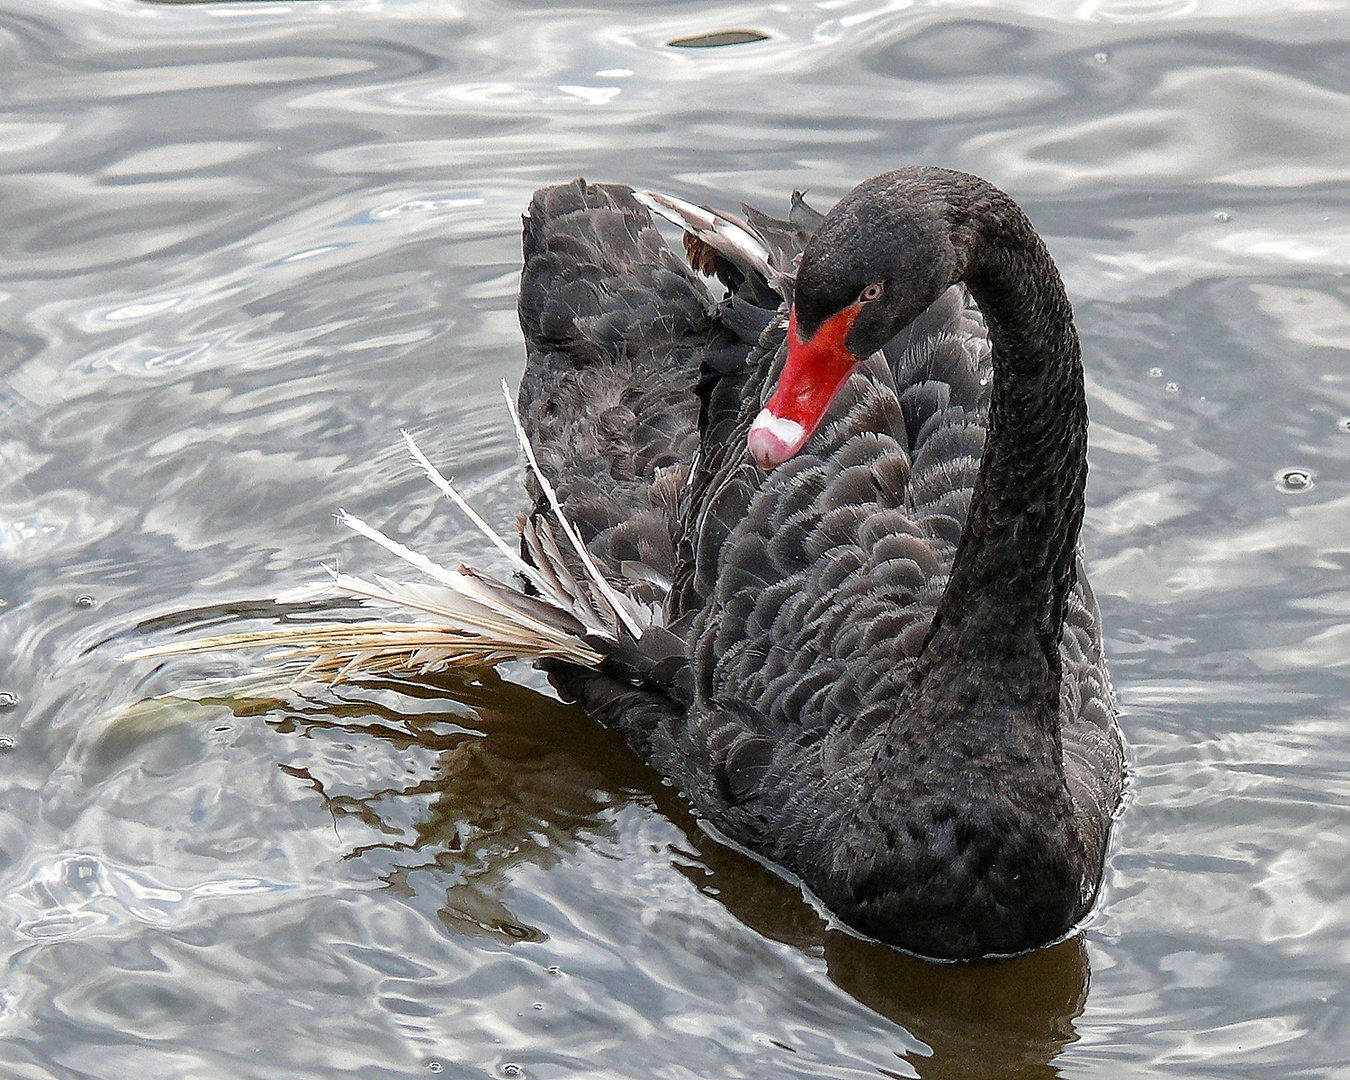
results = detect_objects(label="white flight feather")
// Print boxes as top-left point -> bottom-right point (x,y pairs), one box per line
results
633,189 -> 775,283
332,512 -> 558,640
402,428 -> 612,638
122,394 -> 652,680
500,380 -> 648,639
401,429 -> 543,590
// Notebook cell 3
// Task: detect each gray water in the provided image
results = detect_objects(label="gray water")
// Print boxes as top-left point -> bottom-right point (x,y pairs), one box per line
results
1,1 -> 1349,1076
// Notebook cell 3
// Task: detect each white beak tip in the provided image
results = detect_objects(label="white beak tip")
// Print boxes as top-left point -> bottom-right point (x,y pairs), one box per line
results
747,409 -> 807,470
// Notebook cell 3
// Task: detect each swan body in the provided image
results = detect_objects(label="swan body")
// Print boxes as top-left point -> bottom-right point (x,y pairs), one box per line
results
514,169 -> 1123,959
133,167 -> 1124,960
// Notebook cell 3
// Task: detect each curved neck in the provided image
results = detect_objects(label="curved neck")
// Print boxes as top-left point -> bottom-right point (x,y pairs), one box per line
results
920,182 -> 1088,703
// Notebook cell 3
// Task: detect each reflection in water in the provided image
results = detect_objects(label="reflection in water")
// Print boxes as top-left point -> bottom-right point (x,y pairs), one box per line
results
227,668 -> 1089,1078
669,789 -> 1090,1079
256,671 -> 651,943
826,937 -> 1088,1080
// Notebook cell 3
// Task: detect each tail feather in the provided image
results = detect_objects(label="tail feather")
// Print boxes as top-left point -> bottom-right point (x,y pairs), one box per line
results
124,565 -> 606,677
123,403 -> 644,682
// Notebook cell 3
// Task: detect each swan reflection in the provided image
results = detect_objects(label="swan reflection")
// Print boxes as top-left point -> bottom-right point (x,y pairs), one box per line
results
226,669 -> 1090,1079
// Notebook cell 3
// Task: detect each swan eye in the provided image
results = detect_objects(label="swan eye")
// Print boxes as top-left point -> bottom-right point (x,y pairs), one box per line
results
859,282 -> 884,303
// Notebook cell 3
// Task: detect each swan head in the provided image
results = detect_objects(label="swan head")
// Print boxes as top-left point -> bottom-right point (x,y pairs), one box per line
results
749,172 -> 958,470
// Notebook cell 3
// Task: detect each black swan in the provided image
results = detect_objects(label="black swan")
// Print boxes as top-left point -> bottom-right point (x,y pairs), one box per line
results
134,167 -> 1125,961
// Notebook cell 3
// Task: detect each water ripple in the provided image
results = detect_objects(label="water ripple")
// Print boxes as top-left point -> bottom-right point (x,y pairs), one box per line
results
2,0 -> 1350,1077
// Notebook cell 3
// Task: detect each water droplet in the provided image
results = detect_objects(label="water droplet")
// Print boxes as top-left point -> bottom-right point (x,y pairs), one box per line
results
75,595 -> 95,609
1338,416 -> 1350,433
427,1063 -> 444,1074
1148,367 -> 1163,378
1277,468 -> 1313,492
1165,382 -> 1179,393
0,691 -> 16,709
0,737 -> 14,752
502,1065 -> 523,1078
1213,210 -> 1231,223
1093,51 -> 1109,63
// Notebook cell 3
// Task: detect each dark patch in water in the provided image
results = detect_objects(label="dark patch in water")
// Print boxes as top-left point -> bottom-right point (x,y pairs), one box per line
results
668,29 -> 769,49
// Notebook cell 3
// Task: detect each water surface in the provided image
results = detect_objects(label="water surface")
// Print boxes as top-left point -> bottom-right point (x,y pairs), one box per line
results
2,1 -> 1349,1076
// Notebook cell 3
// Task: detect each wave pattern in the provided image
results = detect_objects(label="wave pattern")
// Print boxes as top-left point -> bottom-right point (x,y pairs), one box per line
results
1,1 -> 1349,1077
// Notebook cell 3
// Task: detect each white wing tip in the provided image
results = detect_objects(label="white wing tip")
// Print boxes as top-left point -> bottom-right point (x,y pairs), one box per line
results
634,189 -> 716,232
126,390 -> 644,680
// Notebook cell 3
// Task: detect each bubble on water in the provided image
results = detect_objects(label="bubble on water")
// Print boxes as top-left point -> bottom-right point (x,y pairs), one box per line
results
0,691 -> 17,709
1148,367 -> 1163,378
0,736 -> 14,752
1165,382 -> 1179,393
427,1063 -> 443,1074
502,1065 -> 523,1078
1277,468 -> 1313,492
546,965 -> 562,976
0,598 -> 7,607
1338,416 -> 1350,433
75,594 -> 95,609
1213,210 -> 1232,223
532,1002 -> 543,1010
1093,51 -> 1109,63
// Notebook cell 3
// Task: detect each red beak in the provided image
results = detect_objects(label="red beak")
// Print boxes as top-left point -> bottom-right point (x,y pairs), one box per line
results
748,304 -> 863,469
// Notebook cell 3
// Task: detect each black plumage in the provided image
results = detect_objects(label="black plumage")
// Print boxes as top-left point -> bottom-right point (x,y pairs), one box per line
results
513,169 -> 1124,961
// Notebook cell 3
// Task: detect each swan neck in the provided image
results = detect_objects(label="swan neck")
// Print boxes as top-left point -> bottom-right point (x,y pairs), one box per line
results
925,184 -> 1088,688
